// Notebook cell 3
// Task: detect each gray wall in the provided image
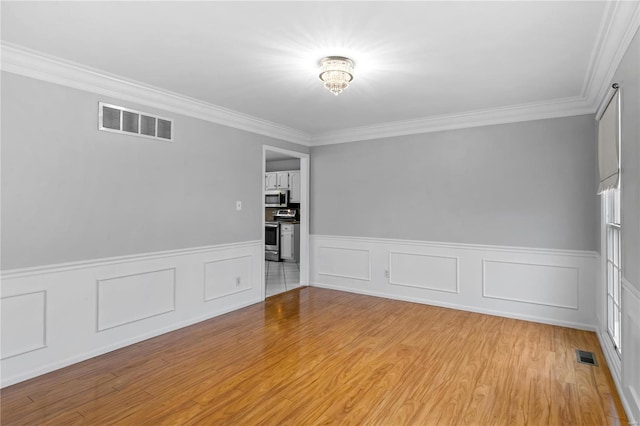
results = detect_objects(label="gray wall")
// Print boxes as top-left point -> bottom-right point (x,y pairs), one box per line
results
310,115 -> 598,251
266,158 -> 300,172
1,72 -> 308,269
614,31 -> 640,289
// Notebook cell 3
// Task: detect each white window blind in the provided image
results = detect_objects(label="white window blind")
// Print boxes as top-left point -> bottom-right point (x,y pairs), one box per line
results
597,91 -> 620,193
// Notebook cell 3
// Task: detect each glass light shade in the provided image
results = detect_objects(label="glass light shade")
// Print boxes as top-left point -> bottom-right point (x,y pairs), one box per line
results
319,56 -> 354,96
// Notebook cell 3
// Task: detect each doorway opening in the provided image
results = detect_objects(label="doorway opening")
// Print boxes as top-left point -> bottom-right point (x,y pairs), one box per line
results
262,146 -> 309,298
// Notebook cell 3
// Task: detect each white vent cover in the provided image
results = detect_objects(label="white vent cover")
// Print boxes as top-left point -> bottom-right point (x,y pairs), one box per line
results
98,102 -> 173,141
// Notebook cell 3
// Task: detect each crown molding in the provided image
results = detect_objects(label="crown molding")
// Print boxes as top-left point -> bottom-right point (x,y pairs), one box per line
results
311,0 -> 640,146
0,42 -> 312,146
580,0 -> 618,103
310,97 -> 593,146
591,0 -> 640,117
2,0 -> 638,149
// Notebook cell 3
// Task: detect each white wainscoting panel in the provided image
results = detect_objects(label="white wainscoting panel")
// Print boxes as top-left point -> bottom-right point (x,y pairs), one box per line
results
317,246 -> 370,281
311,235 -> 597,330
204,255 -> 253,301
0,291 -> 47,359
0,240 -> 263,388
389,252 -> 458,293
482,260 -> 579,309
97,268 -> 176,331
622,279 -> 640,424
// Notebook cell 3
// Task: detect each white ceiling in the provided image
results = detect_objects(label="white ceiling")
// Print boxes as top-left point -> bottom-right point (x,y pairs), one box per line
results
1,1 -> 638,145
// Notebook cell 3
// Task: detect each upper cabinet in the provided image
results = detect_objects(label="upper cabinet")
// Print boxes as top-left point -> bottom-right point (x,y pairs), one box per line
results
265,171 -> 289,190
289,171 -> 300,203
265,170 -> 301,203
276,172 -> 290,189
265,173 -> 278,190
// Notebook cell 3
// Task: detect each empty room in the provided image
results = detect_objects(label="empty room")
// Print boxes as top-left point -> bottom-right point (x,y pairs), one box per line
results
1,1 -> 639,424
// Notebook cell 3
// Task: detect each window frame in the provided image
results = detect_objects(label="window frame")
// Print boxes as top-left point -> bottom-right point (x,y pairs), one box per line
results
604,187 -> 622,357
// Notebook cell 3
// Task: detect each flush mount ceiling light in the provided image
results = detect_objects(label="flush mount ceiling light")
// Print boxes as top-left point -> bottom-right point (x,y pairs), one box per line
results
319,56 -> 354,96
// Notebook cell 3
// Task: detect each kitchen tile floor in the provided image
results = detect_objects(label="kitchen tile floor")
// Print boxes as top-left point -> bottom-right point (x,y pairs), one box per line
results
265,260 -> 300,297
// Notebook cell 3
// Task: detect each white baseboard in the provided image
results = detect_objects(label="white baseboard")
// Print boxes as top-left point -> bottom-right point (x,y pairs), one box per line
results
311,281 -> 595,331
2,296 -> 262,388
311,235 -> 598,330
596,329 -> 637,425
0,241 -> 264,388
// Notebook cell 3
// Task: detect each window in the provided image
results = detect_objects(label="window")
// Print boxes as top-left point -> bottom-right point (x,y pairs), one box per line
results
604,187 -> 621,356
98,102 -> 173,141
598,85 -> 621,357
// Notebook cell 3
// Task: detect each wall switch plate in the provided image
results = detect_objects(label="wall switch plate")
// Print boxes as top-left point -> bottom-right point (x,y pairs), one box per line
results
236,201 -> 242,211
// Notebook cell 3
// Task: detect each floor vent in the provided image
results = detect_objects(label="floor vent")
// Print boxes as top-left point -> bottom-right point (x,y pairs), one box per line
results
576,349 -> 598,366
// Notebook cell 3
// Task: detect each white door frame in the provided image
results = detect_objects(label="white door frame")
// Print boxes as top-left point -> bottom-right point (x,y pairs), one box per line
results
262,145 -> 310,300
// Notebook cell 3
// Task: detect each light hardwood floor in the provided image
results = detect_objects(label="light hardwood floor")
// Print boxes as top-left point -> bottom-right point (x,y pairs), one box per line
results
0,287 -> 628,425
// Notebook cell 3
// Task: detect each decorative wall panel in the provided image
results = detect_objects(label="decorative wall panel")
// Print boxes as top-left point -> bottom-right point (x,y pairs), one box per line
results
389,252 -> 458,293
204,255 -> 253,301
0,291 -> 46,359
97,268 -> 176,331
317,246 -> 370,281
622,280 -> 640,422
482,260 -> 579,309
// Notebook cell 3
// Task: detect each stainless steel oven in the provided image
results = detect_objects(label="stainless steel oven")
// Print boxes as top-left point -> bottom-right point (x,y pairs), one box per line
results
265,221 -> 280,261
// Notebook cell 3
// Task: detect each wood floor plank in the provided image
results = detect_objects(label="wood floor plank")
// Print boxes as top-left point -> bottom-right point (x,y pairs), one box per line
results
0,379 -> 118,425
549,380 -> 583,425
39,411 -> 86,426
75,388 -> 156,424
127,397 -> 204,425
590,342 -> 629,421
0,287 -> 629,425
575,362 -> 611,426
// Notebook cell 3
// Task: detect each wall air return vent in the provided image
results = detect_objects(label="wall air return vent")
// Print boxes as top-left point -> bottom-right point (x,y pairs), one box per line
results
98,102 -> 173,141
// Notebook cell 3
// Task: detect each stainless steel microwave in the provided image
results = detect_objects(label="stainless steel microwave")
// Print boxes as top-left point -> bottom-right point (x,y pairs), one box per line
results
265,190 -> 288,207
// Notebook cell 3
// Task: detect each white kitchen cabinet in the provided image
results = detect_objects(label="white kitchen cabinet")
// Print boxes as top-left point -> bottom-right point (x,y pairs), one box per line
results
265,173 -> 278,190
289,171 -> 301,203
280,223 -> 299,262
265,171 -> 299,194
276,172 -> 290,189
280,223 -> 294,260
265,171 -> 290,190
